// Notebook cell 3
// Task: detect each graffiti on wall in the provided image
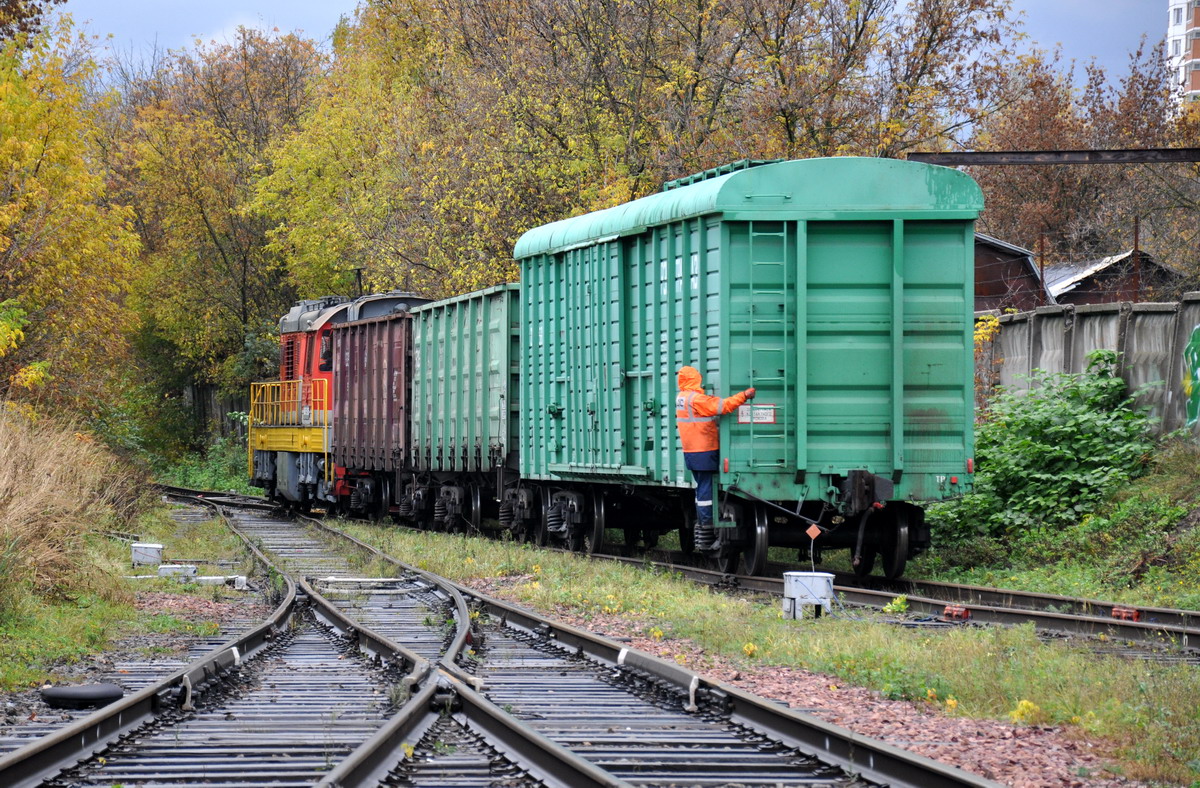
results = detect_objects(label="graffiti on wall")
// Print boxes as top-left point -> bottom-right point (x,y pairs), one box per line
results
1184,325 -> 1200,427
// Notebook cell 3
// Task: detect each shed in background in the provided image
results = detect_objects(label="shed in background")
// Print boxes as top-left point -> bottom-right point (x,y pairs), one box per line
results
1045,250 -> 1184,306
973,233 -> 1052,312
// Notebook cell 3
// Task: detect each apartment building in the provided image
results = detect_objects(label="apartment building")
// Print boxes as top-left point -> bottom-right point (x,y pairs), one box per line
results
1168,0 -> 1200,102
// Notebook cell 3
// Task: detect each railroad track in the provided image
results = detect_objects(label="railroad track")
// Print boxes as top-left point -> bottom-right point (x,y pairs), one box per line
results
154,485 -> 1200,655
0,489 -> 1003,787
581,550 -> 1200,659
0,503 -> 269,760
301,510 -> 998,787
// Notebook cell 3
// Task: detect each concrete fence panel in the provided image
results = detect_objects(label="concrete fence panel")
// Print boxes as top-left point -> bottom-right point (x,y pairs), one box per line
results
982,293 -> 1200,437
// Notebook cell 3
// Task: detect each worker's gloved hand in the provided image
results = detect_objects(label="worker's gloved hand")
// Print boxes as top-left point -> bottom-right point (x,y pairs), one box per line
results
745,387 -> 756,400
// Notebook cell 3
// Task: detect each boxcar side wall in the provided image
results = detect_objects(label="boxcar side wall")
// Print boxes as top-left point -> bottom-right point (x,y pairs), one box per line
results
520,217 -> 723,486
412,285 -> 520,474
331,314 -> 414,472
521,214 -> 975,504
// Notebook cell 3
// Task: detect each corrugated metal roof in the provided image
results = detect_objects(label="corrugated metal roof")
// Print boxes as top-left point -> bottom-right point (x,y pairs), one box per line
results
1044,251 -> 1133,298
513,157 -> 984,259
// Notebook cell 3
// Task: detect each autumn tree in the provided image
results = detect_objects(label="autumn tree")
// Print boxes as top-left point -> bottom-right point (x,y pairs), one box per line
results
259,0 -> 1023,298
0,18 -> 139,412
0,0 -> 65,41
731,0 -> 1019,159
968,42 -> 1199,292
256,3 -> 592,297
111,28 -> 322,392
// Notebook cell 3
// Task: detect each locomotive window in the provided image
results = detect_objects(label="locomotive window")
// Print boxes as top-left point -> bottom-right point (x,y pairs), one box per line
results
319,333 -> 332,371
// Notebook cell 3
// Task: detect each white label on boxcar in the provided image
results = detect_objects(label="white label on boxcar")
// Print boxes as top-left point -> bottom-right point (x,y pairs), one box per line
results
737,404 -> 776,424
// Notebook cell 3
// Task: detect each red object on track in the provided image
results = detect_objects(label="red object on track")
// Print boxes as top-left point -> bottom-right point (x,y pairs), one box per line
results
942,604 -> 970,621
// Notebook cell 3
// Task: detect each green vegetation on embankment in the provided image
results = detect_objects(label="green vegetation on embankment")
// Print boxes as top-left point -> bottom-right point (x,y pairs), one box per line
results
152,435 -> 257,496
0,412 -> 250,689
913,349 -> 1200,612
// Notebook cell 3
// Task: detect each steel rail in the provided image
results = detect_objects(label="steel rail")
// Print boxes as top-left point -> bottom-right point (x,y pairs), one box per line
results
304,517 -> 1002,788
294,512 -> 476,675
0,559 -> 297,788
316,674 -> 629,788
591,550 -> 1200,649
473,591 -> 1000,788
0,493 -> 425,788
12,488 -> 614,786
174,492 -> 1176,784
180,483 -> 1200,648
229,507 -> 617,787
298,577 -> 432,685
155,483 -> 275,511
820,569 -> 1200,631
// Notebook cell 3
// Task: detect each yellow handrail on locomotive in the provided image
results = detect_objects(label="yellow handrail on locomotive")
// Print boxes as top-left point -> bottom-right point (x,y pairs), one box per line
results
247,378 -> 332,483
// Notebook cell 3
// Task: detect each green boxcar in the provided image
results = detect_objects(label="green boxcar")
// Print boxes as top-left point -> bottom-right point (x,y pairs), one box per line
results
514,157 -> 982,576
406,284 -> 521,531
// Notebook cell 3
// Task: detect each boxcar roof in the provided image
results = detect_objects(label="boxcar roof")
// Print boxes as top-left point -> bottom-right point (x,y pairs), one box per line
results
513,157 -> 983,259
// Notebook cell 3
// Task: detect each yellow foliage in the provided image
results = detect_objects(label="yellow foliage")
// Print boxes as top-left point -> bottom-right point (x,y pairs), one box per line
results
10,360 -> 49,389
0,20 -> 140,409
119,28 -> 322,385
1009,698 -> 1048,725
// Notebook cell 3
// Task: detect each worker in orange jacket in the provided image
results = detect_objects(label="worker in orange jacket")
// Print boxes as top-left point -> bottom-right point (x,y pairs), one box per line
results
675,366 -> 755,550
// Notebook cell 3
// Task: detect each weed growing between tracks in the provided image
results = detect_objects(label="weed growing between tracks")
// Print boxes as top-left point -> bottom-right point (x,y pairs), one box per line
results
342,523 -> 1200,784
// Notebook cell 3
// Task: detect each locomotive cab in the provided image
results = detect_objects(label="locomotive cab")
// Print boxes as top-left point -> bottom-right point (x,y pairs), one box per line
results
249,296 -> 351,508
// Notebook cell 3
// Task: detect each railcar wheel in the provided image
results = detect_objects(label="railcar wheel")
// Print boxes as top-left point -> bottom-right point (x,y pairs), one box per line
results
583,492 -> 607,555
880,507 -> 910,580
370,477 -> 391,522
465,484 -> 483,534
739,505 -> 770,576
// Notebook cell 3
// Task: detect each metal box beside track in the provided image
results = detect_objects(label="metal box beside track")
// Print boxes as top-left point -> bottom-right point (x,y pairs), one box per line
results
410,284 -> 521,474
514,157 -> 981,508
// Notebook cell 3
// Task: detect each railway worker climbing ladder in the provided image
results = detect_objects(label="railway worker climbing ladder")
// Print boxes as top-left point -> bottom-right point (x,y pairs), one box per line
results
675,366 -> 755,552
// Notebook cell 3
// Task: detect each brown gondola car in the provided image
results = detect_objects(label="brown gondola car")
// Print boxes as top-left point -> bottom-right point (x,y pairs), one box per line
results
328,292 -> 429,517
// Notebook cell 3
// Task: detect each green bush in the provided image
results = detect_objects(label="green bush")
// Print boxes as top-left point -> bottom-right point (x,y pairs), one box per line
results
930,350 -> 1156,548
154,436 -> 255,494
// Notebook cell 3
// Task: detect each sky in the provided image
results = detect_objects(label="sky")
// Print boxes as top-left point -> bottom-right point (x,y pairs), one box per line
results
61,0 -> 1164,80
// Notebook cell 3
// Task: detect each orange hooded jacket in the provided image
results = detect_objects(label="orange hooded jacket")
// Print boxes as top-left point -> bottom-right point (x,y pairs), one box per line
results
675,366 -> 753,454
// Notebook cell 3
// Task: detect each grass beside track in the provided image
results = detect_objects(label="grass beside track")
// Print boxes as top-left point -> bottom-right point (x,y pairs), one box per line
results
911,440 -> 1200,613
340,522 -> 1200,785
0,505 -> 253,690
